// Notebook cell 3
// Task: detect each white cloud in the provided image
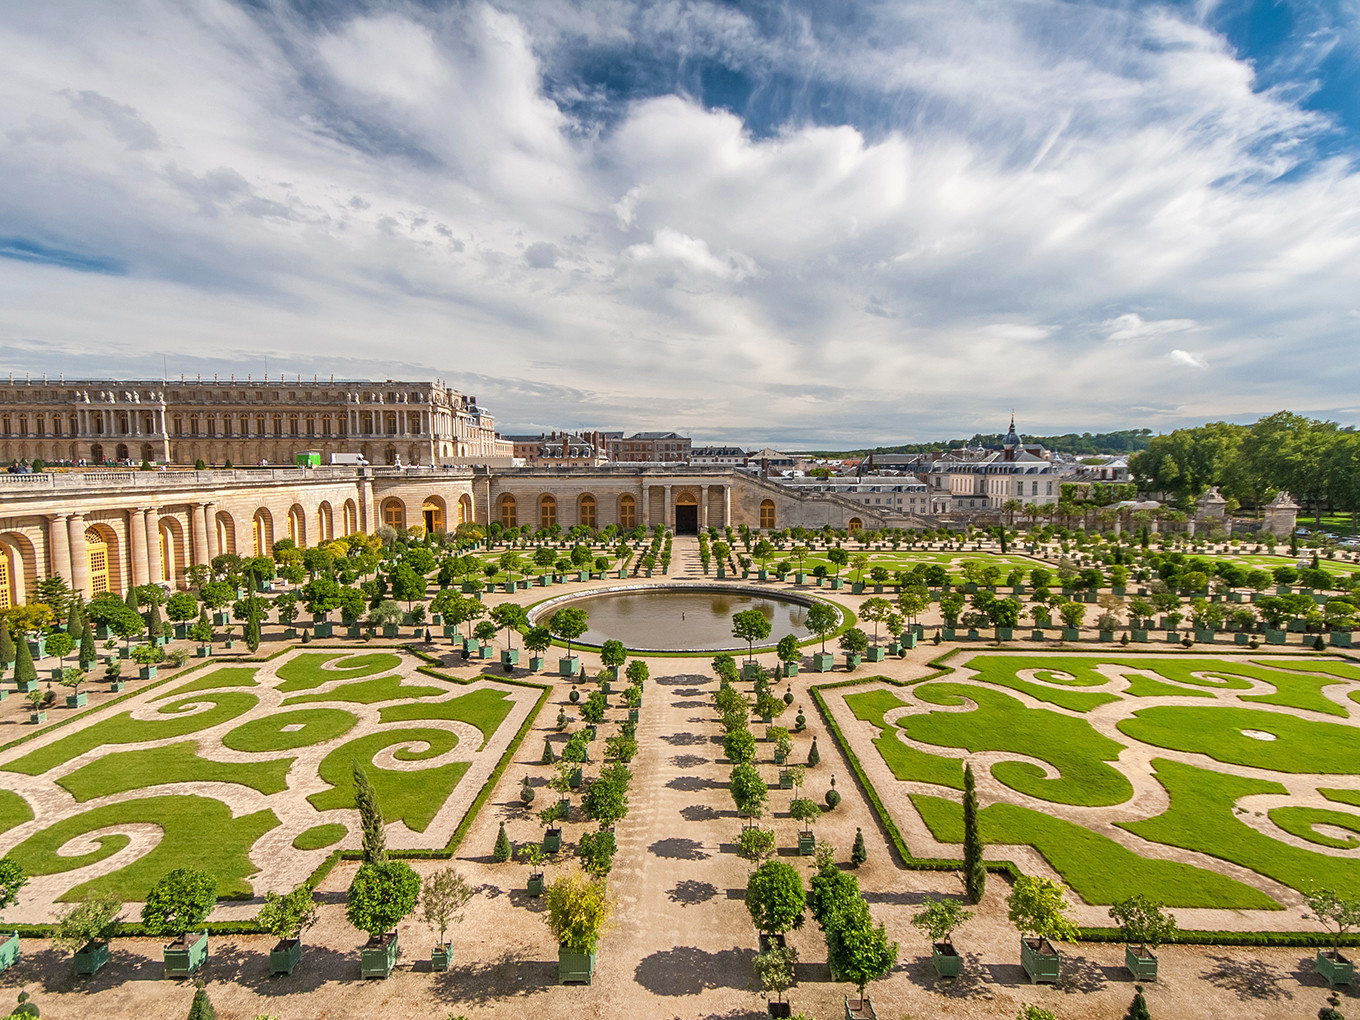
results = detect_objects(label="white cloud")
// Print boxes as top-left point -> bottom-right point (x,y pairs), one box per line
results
624,227 -> 758,282
1168,349 -> 1209,370
1103,313 -> 1199,343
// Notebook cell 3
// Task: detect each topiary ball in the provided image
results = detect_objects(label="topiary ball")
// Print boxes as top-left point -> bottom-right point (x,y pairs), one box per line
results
569,687 -> 580,704
824,788 -> 841,809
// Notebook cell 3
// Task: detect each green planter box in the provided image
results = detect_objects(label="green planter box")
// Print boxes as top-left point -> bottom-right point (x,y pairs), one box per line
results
830,578 -> 844,590
1317,950 -> 1354,987
741,662 -> 763,681
556,798 -> 570,820
568,768 -> 583,790
1131,629 -> 1148,643
501,648 -> 520,669
65,691 -> 87,708
163,931 -> 208,979
1265,629 -> 1287,645
193,645 -> 212,659
560,657 -> 580,677
843,652 -> 862,670
528,655 -> 545,671
628,707 -> 639,723
27,636 -> 47,659
29,711 -> 46,724
887,641 -> 902,655
1332,632 -> 1354,648
381,624 -> 400,639
1020,937 -> 1060,984
359,932 -> 399,979
995,628 -> 1014,642
779,769 -> 795,789
584,724 -> 597,742
431,942 -> 451,973
74,939 -> 110,976
798,831 -> 816,856
1194,629 -> 1215,643
139,665 -> 158,680
932,941 -> 962,978
904,633 -> 919,649
1030,630 -> 1046,641
1061,628 -> 1080,641
782,661 -> 799,677
172,622 -> 188,640
812,652 -> 835,672
1125,945 -> 1158,982
851,582 -> 864,594
0,932 -> 17,973
941,628 -> 956,641
795,573 -> 807,584
527,872 -> 545,897
314,622 -> 333,638
865,646 -> 886,662
558,945 -> 595,985
1098,630 -> 1114,642
1235,632 -> 1250,645
270,938 -> 302,976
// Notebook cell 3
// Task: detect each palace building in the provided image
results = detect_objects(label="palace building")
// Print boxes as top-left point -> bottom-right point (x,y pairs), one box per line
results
0,376 -> 511,468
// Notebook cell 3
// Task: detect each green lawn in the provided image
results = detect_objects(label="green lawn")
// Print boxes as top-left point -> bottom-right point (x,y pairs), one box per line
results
1269,806 -> 1360,850
844,689 -> 963,789
0,790 -> 33,835
378,687 -> 514,749
281,674 -> 446,707
901,683 -> 1133,806
6,795 -> 278,901
222,708 -> 358,752
912,793 -> 1276,909
1122,759 -> 1360,896
308,728 -> 468,832
3,692 -> 260,776
1117,706 -> 1360,773
276,652 -> 404,692
961,656 -> 1120,711
293,823 -> 348,850
159,666 -> 260,696
57,741 -> 294,801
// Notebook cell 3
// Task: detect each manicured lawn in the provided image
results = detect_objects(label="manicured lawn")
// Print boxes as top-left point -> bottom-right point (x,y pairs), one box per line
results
280,674 -> 445,706
0,789 -> 33,835
1117,705 -> 1360,773
960,656 -> 1120,711
2,692 -> 260,776
57,741 -> 294,801
222,708 -> 358,752
6,795 -> 278,901
378,687 -> 514,749
276,651 -> 404,692
1269,806 -> 1360,850
159,666 -> 260,696
293,822 -> 348,850
308,728 -> 468,832
912,794 -> 1276,909
1122,759 -> 1360,896
844,689 -> 963,789
901,683 -> 1133,806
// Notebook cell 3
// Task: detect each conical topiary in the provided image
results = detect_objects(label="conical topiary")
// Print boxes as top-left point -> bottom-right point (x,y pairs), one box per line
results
1123,984 -> 1150,1020
963,762 -> 986,903
541,739 -> 556,765
66,602 -> 83,642
492,822 -> 511,862
0,617 -> 13,668
850,827 -> 867,867
13,635 -> 36,687
520,777 -> 535,805
186,981 -> 217,1020
806,735 -> 820,768
1315,635 -> 1327,652
125,586 -> 139,613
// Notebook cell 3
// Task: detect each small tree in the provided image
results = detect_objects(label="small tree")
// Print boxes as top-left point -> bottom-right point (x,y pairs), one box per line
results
745,860 -> 806,935
850,827 -> 867,867
724,726 -> 757,766
141,868 -> 218,939
52,891 -> 122,953
549,606 -> 589,659
544,870 -> 613,953
806,602 -> 838,653
186,982 -> 217,1020
59,666 -> 87,698
12,637 -> 36,689
353,763 -> 386,863
599,639 -> 627,676
1123,984 -> 1152,1020
737,826 -> 777,867
1007,875 -> 1080,946
1304,887 -> 1360,962
420,868 -> 474,949
577,829 -> 617,878
1109,894 -> 1178,958
732,608 -> 772,663
730,762 -> 768,821
776,633 -> 800,671
838,627 -> 868,657
256,884 -> 319,943
753,942 -> 798,1006
492,822 -> 512,862
523,625 -> 553,665
963,762 -> 986,903
346,859 -> 421,938
858,597 -> 892,646
911,895 -> 974,949
582,762 -> 632,829
0,617 -> 13,666
826,895 -> 898,1002
44,630 -> 74,669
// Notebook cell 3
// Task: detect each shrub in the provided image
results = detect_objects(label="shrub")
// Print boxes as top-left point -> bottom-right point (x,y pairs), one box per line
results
52,891 -> 122,952
544,870 -> 613,954
492,822 -> 512,863
345,860 -> 420,938
256,884 -> 319,941
141,868 -> 217,938
745,860 -> 806,935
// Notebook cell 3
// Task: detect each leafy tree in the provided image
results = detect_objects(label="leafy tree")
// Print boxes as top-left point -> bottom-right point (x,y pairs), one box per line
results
1123,985 -> 1152,1020
1007,875 -> 1080,944
12,636 -> 36,688
826,895 -> 898,1000
911,895 -> 974,947
165,592 -> 199,625
806,602 -> 838,653
544,870 -> 613,953
549,606 -> 589,659
599,639 -> 627,674
389,564 -> 427,609
523,626 -> 552,662
963,763 -> 985,903
731,608 -> 772,663
346,859 -> 421,937
808,859 -> 860,931
256,884 -> 319,941
858,597 -> 892,645
838,627 -> 868,655
737,827 -> 777,866
1304,887 -> 1360,961
0,855 -> 26,915
724,726 -> 757,765
52,891 -> 122,952
752,942 -> 798,1006
729,762 -> 768,820
775,633 -> 800,669
582,763 -> 632,829
745,860 -> 806,935
1109,894 -> 1178,955
491,602 -> 529,652
141,868 -> 218,938
577,829 -> 617,878
1058,601 -> 1087,630
827,547 -> 849,579
0,618 -> 13,666
420,868 -> 474,948
44,630 -> 74,668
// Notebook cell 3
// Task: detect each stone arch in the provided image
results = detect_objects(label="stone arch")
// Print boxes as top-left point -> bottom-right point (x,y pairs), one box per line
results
618,494 -> 638,530
578,493 -> 597,530
83,522 -> 121,595
90,443 -> 104,463
140,442 -> 155,464
380,497 -> 406,530
342,499 -> 358,536
159,516 -> 187,584
215,510 -> 237,555
317,501 -> 334,543
498,494 -> 518,529
115,442 -> 129,462
848,517 -> 863,532
0,531 -> 37,607
539,494 -> 557,530
759,499 -> 776,530
252,508 -> 274,558
288,503 -> 306,546
457,493 -> 472,525
422,495 -> 447,535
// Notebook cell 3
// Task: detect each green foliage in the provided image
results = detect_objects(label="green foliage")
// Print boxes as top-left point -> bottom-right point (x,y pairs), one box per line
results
12,637 -> 35,686
911,894 -> 973,944
724,726 -> 757,765
186,983 -> 217,1020
850,827 -> 867,867
345,859 -> 420,937
577,829 -> 617,878
745,860 -> 806,935
732,608 -> 772,659
544,870 -> 613,953
0,855 -> 26,915
353,763 -> 386,863
492,822 -> 512,862
292,824 -> 347,851
1109,894 -> 1179,951
1304,887 -> 1360,956
582,763 -> 632,828
1008,875 -> 1080,943
730,762 -> 768,820
419,868 -> 474,945
1017,1006 -> 1058,1020
141,867 -> 218,938
52,891 -> 122,952
310,730 -> 468,833
806,602 -> 838,650
548,607 -> 589,655
752,942 -> 798,1003
256,884 -> 319,940
1123,986 -> 1151,1020
737,826 -> 777,866
963,763 -> 986,904
825,894 -> 898,997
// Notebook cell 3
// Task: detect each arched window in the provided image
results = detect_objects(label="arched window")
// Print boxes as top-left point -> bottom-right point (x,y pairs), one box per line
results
618,494 -> 637,530
499,495 -> 518,529
305,415 -> 315,436
578,494 -> 597,530
539,494 -> 557,530
458,493 -> 472,525
343,500 -> 358,536
85,527 -> 110,595
0,551 -> 11,610
759,500 -> 776,530
289,414 -> 300,437
288,505 -> 305,545
382,499 -> 405,529
272,414 -> 283,437
317,503 -> 333,543
253,510 -> 272,557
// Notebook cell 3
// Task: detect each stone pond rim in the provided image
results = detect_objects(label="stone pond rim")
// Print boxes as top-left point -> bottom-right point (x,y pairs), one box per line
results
525,582 -> 845,654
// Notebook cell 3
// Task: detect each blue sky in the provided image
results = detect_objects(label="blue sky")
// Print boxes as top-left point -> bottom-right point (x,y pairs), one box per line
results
1,0 -> 1358,445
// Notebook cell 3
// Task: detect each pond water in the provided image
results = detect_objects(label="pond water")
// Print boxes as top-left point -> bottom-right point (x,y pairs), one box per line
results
540,587 -> 816,652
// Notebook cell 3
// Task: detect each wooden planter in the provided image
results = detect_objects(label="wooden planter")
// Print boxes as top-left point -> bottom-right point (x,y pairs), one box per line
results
798,831 -> 816,855
865,646 -> 886,662
767,1001 -> 792,1018
0,932 -> 18,973
1317,949 -> 1354,987
559,656 -> 580,677
1125,944 -> 1158,982
932,940 -> 961,978
812,652 -> 835,672
501,648 -> 519,670
779,769 -> 794,789
139,665 -> 158,679
844,994 -> 877,1020
558,945 -> 595,985
66,691 -> 87,708
73,939 -> 110,976
527,872 -> 545,896
431,941 -> 452,972
359,931 -> 399,979
270,938 -> 301,976
782,661 -> 799,677
163,930 -> 209,979
543,827 -> 563,853
1020,937 -> 1060,984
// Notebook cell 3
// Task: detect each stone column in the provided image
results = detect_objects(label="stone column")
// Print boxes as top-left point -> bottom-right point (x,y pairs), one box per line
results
722,485 -> 732,527
663,485 -> 673,528
360,476 -> 374,532
640,484 -> 650,528
129,508 -> 149,587
191,503 -> 211,567
699,487 -> 709,530
68,513 -> 90,597
204,502 -> 219,561
146,510 -> 165,585
47,513 -> 71,585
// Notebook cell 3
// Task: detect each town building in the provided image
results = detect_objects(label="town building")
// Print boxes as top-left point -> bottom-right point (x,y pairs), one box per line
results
504,431 -> 611,467
613,432 -> 692,463
689,445 -> 747,467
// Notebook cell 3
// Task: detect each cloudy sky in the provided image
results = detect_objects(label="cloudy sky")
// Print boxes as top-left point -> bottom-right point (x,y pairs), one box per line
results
2,1 -> 1359,446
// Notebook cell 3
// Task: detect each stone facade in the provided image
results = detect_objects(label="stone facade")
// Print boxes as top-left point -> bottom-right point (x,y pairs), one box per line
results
0,377 -> 509,468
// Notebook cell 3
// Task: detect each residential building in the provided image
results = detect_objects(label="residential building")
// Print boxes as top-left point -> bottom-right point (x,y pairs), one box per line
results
615,432 -> 691,463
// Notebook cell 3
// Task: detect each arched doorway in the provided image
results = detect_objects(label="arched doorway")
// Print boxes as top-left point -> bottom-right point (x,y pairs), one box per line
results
115,443 -> 129,461
381,498 -> 405,530
457,493 -> 472,525
90,443 -> 103,463
848,517 -> 862,533
141,443 -> 155,464
498,494 -> 517,529
317,502 -> 333,543
422,496 -> 446,535
539,494 -> 557,530
342,500 -> 358,536
675,491 -> 699,535
759,500 -> 777,530
618,494 -> 637,530
215,511 -> 236,555
288,504 -> 306,546
253,509 -> 273,557
578,494 -> 597,530
84,525 -> 117,595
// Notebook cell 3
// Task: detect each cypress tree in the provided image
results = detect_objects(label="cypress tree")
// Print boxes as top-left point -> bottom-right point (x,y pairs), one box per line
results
79,617 -> 97,669
0,617 -> 14,667
850,827 -> 867,867
352,762 -> 386,863
125,586 -> 139,613
66,601 -> 83,642
186,980 -> 217,1020
1123,984 -> 1151,1020
492,822 -> 512,862
963,762 -> 986,903
806,735 -> 820,768
13,635 -> 36,688
147,601 -> 165,640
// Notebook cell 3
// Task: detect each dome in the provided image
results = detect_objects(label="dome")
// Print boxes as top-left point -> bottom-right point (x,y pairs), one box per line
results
1003,413 -> 1021,448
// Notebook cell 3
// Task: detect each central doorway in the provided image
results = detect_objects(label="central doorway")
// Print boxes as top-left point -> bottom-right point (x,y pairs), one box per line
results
674,504 -> 698,534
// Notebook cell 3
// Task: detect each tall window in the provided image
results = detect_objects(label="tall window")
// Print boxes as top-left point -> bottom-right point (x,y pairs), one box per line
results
382,500 -> 404,529
499,495 -> 517,529
305,415 -> 315,436
273,414 -> 283,437
85,528 -> 110,595
256,414 -> 265,436
539,495 -> 557,530
579,494 -> 596,529
759,500 -> 776,530
0,552 -> 11,610
619,495 -> 637,529
289,414 -> 300,437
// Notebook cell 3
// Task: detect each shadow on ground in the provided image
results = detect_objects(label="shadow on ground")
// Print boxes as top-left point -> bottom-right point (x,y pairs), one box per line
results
635,945 -> 755,995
